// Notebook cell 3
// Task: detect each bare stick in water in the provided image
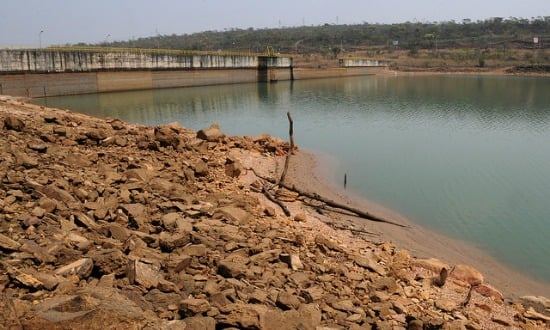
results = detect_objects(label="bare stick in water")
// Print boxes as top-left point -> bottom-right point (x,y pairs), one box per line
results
277,112 -> 294,185
253,111 -> 407,228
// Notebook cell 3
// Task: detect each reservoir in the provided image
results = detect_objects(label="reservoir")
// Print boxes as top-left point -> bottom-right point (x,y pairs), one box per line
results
34,74 -> 550,283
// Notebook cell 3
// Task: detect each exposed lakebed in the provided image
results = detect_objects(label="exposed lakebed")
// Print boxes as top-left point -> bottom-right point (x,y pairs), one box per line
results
35,74 -> 550,283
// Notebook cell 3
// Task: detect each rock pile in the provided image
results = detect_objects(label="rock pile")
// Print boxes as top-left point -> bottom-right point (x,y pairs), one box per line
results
0,98 -> 548,329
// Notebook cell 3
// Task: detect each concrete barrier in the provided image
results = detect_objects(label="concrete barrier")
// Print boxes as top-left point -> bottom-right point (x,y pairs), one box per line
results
339,58 -> 390,67
0,48 -> 291,73
97,71 -> 153,92
293,67 -> 385,80
0,48 -> 295,96
0,73 -> 98,97
0,48 -> 388,97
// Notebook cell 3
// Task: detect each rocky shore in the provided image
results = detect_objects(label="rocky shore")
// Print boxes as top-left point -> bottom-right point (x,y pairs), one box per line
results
1,97 -> 549,329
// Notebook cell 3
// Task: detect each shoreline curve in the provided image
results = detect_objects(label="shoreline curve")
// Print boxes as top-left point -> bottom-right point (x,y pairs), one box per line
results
285,147 -> 550,300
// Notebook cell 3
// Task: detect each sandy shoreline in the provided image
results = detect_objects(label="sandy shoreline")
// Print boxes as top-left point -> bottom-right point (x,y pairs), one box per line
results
285,148 -> 550,300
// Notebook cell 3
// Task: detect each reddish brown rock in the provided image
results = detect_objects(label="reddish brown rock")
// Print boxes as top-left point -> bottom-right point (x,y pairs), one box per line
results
154,125 -> 181,148
451,264 -> 484,286
6,265 -> 45,289
280,253 -> 304,270
193,159 -> 209,177
354,252 -> 386,276
21,287 -> 149,329
87,249 -> 127,276
4,115 -> 25,131
224,157 -> 244,178
179,298 -> 210,317
127,259 -> 162,289
474,283 -> 503,301
314,234 -> 342,252
214,206 -> 252,225
85,128 -> 108,141
294,213 -> 307,222
40,184 -> 77,204
523,307 -> 550,322
276,292 -> 302,310
14,152 -> 38,168
491,315 -> 512,326
217,260 -> 245,279
55,258 -> 94,279
181,316 -> 216,330
413,258 -> 449,274
0,233 -> 22,251
196,123 -> 225,142
435,298 -> 456,312
159,231 -> 190,252
0,293 -> 22,329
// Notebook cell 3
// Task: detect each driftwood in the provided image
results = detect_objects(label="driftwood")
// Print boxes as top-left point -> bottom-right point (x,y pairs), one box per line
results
262,184 -> 291,217
281,182 -> 408,228
277,112 -> 294,186
248,166 -> 407,228
249,111 -> 408,228
462,285 -> 474,307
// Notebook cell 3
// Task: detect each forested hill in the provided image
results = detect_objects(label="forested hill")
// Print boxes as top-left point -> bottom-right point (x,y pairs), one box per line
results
93,17 -> 549,54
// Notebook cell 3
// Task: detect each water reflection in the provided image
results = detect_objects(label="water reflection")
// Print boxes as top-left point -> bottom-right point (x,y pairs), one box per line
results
39,75 -> 550,133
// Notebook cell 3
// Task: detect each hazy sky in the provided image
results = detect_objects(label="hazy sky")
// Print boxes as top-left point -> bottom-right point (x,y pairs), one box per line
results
1,0 -> 548,47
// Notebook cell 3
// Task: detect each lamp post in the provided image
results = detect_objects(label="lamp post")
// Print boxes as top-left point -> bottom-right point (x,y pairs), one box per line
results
39,30 -> 44,48
155,29 -> 161,50
105,34 -> 111,45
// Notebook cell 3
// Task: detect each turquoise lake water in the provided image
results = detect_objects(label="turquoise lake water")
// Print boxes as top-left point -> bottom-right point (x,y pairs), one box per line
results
35,75 -> 550,282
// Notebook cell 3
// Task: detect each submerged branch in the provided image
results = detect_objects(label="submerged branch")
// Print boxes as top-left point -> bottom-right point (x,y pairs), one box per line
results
246,111 -> 408,228
247,166 -> 408,228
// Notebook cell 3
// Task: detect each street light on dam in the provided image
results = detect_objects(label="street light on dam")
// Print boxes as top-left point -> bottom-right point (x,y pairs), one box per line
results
39,30 -> 44,48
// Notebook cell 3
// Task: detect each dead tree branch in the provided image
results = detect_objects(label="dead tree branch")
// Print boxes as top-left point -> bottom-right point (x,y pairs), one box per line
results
281,183 -> 408,228
277,111 -> 294,186
262,184 -> 291,216
246,112 -> 408,228
247,166 -> 408,228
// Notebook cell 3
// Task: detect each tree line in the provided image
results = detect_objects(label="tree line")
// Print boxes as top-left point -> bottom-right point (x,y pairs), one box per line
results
87,17 -> 549,55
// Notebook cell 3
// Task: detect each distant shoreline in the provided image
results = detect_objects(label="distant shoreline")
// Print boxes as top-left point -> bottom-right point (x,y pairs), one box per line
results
383,66 -> 550,77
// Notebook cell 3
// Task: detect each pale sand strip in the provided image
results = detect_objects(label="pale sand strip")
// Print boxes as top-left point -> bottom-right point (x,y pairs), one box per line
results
284,149 -> 550,300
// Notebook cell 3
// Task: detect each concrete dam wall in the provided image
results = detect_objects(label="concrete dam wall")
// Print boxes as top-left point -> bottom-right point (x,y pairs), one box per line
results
0,48 -> 293,97
0,48 -> 386,97
339,58 -> 390,67
0,48 -> 292,73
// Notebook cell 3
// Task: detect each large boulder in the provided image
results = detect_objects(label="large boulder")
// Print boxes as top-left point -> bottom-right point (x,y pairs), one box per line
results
154,125 -> 180,148
20,287 -> 150,329
3,115 -> 25,131
196,123 -> 225,142
450,264 -> 484,286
